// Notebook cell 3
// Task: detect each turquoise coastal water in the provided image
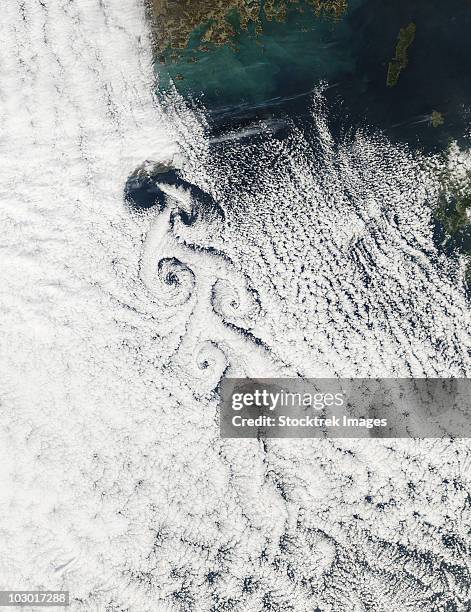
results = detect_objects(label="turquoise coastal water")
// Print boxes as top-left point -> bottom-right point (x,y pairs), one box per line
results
155,0 -> 471,150
152,0 -> 471,286
156,2 -> 359,110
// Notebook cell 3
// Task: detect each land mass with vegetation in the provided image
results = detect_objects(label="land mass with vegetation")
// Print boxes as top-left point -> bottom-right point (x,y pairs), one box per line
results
149,0 -> 347,57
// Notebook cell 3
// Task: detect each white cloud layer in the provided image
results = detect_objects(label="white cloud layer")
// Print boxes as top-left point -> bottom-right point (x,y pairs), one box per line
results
1,1 -> 471,610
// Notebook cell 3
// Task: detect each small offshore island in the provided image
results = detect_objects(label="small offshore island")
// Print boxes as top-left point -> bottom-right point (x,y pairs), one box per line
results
147,0 -> 471,292
149,0 -> 347,54
148,0 -> 471,146
148,0 -> 352,113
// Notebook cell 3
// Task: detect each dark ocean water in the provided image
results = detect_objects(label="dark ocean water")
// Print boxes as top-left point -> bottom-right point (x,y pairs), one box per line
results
145,1 -> 471,290
156,0 -> 471,152
342,0 -> 471,151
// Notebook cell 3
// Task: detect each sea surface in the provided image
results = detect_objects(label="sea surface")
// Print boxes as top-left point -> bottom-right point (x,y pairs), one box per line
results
151,0 -> 471,294
2,0 -> 471,610
156,0 -> 471,151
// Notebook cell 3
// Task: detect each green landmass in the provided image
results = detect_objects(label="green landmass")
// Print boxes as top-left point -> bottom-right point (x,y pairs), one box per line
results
437,192 -> 471,236
436,167 -> 471,292
386,22 -> 416,87
466,255 -> 471,287
149,0 -> 347,58
431,110 -> 445,128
